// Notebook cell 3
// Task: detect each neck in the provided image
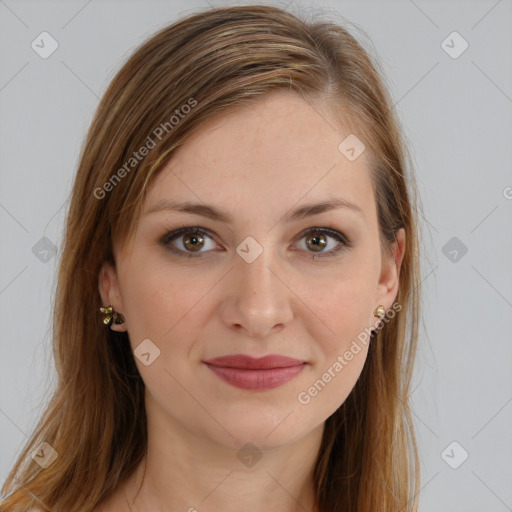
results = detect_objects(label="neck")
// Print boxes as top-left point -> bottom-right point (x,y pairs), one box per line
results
121,401 -> 323,512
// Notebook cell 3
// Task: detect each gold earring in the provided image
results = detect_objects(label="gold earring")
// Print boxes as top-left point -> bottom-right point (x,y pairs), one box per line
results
373,305 -> 386,319
100,305 -> 125,327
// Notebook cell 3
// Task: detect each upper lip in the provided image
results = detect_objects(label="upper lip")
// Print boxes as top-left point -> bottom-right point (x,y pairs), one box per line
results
203,354 -> 306,370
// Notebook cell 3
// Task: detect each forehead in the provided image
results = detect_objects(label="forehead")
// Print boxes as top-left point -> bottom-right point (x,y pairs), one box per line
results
146,90 -> 375,224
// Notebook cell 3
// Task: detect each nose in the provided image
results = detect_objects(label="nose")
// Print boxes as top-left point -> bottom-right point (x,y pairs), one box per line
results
220,249 -> 294,338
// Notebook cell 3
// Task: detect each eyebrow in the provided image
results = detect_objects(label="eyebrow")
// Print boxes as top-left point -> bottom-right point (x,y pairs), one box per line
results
144,197 -> 365,223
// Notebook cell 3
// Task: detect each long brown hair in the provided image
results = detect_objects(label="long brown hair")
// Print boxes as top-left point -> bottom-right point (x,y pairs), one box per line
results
1,4 -> 424,511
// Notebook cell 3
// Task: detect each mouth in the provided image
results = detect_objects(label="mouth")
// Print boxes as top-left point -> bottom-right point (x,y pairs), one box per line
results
203,354 -> 306,369
202,354 -> 307,391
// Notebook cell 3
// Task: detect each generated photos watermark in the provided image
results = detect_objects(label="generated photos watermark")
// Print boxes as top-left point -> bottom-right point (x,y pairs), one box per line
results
93,97 -> 198,200
297,301 -> 402,405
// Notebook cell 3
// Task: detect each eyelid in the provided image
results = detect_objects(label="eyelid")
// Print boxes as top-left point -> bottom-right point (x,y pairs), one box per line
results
160,225 -> 352,258
160,226 -> 217,252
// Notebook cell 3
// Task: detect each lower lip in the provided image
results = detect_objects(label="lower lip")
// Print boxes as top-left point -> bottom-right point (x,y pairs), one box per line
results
204,363 -> 306,390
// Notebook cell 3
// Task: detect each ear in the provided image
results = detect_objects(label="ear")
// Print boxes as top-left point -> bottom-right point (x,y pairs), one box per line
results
372,228 -> 406,329
98,260 -> 127,333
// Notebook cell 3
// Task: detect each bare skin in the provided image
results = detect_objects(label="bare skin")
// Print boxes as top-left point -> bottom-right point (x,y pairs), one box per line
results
96,90 -> 405,512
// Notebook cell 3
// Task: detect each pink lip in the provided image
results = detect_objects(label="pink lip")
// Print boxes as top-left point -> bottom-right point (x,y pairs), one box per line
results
203,354 -> 307,390
203,354 -> 305,369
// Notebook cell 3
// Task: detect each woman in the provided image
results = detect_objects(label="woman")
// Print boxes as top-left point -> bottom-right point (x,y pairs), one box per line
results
1,4 -> 424,511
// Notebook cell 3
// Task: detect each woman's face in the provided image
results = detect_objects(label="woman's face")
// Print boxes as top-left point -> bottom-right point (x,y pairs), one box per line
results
99,90 -> 404,450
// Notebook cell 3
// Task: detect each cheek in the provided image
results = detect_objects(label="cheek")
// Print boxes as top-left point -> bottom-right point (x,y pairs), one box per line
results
299,274 -> 374,406
304,269 -> 376,342
120,268 -> 207,396
120,260 -> 205,336
296,335 -> 370,432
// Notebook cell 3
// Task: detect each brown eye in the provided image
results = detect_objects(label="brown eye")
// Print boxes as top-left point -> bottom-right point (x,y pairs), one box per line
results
305,232 -> 328,252
161,227 -> 217,257
183,232 -> 205,252
162,226 -> 352,259
296,227 -> 352,259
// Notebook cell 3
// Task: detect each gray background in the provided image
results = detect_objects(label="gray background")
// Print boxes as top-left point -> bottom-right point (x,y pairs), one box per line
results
1,0 -> 511,510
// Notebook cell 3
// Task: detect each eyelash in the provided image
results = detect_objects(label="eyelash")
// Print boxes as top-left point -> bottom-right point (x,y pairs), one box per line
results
160,225 -> 353,259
